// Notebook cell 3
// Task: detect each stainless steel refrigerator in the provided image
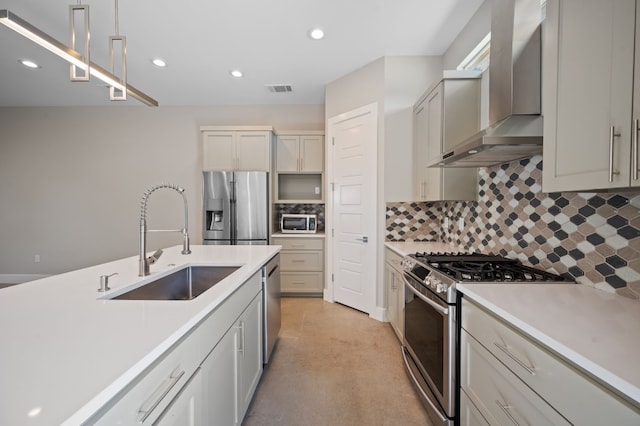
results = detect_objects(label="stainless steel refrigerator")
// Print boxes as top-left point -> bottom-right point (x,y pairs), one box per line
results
203,171 -> 269,245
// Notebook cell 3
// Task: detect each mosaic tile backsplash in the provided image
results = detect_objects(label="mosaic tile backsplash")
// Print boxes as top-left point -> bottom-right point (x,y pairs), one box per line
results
386,155 -> 640,298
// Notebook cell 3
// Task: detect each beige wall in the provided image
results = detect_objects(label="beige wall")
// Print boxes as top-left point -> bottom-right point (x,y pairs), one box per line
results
0,105 -> 324,275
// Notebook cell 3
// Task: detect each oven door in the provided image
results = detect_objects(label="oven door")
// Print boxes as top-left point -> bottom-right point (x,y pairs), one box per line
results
402,272 -> 456,422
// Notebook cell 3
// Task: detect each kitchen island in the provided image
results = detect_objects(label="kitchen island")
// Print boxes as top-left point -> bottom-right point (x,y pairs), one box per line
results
0,244 -> 280,425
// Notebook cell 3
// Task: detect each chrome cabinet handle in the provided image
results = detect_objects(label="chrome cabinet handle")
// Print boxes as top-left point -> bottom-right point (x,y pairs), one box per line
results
496,400 -> 521,426
237,321 -> 245,355
634,119 -> 639,181
137,368 -> 185,423
493,342 -> 536,375
609,126 -> 621,182
355,236 -> 368,243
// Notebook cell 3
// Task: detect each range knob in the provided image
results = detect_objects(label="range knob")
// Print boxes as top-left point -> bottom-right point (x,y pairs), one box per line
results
436,282 -> 446,293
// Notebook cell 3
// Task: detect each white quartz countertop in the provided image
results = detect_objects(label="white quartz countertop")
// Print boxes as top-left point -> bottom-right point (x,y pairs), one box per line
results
457,283 -> 640,408
0,244 -> 280,425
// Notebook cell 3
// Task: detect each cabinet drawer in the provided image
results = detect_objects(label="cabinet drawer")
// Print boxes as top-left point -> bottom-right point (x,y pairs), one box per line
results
272,237 -> 324,251
93,328 -> 203,425
461,330 -> 570,426
385,248 -> 403,271
280,251 -> 323,271
459,389 -> 489,426
462,298 -> 640,424
281,272 -> 323,293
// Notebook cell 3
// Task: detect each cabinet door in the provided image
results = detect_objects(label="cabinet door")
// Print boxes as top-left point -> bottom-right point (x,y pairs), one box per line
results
633,2 -> 640,187
385,262 -> 400,341
201,326 -> 238,426
236,132 -> 270,171
276,136 -> 300,172
543,0 -> 635,191
203,132 -> 236,171
300,135 -> 324,172
413,98 -> 429,200
237,294 -> 263,422
155,368 -> 203,426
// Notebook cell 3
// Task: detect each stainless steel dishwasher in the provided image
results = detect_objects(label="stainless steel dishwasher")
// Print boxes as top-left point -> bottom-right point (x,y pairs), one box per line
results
262,254 -> 281,363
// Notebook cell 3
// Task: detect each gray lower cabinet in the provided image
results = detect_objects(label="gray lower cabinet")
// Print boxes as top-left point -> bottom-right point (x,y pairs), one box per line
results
273,236 -> 324,295
201,293 -> 262,425
92,271 -> 263,425
384,248 -> 404,341
461,297 -> 640,425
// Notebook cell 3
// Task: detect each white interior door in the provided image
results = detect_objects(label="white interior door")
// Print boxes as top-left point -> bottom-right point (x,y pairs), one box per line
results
327,103 -> 377,315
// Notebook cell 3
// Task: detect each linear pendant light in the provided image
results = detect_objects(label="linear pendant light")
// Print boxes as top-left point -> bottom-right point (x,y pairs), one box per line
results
0,9 -> 158,106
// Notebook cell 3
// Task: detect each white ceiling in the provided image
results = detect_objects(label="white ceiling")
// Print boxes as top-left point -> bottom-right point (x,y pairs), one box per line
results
0,0 -> 483,107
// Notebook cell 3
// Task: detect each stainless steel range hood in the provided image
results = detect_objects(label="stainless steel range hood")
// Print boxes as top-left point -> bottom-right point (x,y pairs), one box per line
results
433,0 -> 543,168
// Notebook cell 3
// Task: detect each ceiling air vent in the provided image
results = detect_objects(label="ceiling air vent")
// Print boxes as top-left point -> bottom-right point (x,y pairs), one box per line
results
265,84 -> 293,93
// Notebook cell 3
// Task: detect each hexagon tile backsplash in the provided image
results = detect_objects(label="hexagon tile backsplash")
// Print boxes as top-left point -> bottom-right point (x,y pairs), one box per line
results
386,155 -> 640,298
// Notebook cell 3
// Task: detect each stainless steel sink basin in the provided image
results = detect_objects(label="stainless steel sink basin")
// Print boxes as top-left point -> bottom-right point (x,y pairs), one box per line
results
111,266 -> 240,300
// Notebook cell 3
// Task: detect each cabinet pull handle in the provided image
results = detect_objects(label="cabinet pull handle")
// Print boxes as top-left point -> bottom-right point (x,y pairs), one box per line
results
291,244 -> 305,248
237,321 -> 245,356
634,119 -> 639,181
609,126 -> 621,182
291,259 -> 305,263
292,281 -> 305,285
495,400 -> 521,426
137,368 -> 185,423
493,342 -> 536,375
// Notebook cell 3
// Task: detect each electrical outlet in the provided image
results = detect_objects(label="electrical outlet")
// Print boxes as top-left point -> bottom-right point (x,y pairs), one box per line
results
315,186 -> 320,195
34,254 -> 40,263
458,218 -> 465,229
444,217 -> 449,228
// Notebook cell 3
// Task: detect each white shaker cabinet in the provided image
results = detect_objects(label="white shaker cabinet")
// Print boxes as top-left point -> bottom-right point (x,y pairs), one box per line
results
384,248 -> 404,342
276,133 -> 324,172
461,297 -> 640,425
543,0 -> 640,191
201,126 -> 273,172
413,74 -> 479,201
201,292 -> 263,425
272,236 -> 324,295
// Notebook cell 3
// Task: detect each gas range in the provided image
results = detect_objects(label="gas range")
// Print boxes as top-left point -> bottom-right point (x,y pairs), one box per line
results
402,252 -> 570,304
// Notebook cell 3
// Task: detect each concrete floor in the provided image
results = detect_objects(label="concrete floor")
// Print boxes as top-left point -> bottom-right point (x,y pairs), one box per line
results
244,297 -> 432,426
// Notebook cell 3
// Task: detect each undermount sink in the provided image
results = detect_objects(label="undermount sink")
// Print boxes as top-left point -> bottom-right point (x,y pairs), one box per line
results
111,266 -> 240,301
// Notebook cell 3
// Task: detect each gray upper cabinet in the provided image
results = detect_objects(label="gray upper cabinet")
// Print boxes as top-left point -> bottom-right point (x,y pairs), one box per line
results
543,0 -> 640,191
413,74 -> 480,201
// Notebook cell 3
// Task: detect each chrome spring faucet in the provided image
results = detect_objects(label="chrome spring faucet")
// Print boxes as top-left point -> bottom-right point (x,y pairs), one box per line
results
139,183 -> 191,276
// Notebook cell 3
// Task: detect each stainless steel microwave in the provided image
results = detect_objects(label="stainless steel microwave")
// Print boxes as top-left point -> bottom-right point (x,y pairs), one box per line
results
280,214 -> 317,233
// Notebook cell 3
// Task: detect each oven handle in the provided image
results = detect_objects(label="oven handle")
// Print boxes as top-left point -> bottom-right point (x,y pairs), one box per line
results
402,349 -> 450,424
402,274 -> 449,316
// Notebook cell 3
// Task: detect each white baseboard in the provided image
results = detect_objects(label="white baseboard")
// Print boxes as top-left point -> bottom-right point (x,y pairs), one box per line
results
0,274 -> 50,284
370,306 -> 386,323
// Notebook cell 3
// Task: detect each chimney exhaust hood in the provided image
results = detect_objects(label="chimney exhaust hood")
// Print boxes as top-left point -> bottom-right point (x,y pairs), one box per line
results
432,0 -> 543,168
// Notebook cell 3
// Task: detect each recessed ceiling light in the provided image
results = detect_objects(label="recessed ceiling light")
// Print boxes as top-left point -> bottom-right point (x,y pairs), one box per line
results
230,70 -> 243,78
152,58 -> 167,68
309,27 -> 324,40
19,59 -> 40,69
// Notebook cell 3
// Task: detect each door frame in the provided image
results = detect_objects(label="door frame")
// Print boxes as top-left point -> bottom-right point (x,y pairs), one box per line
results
325,102 -> 381,319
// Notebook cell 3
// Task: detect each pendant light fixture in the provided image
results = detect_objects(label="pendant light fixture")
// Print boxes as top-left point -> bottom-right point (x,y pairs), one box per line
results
109,0 -> 126,100
69,2 -> 90,81
0,8 -> 158,106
